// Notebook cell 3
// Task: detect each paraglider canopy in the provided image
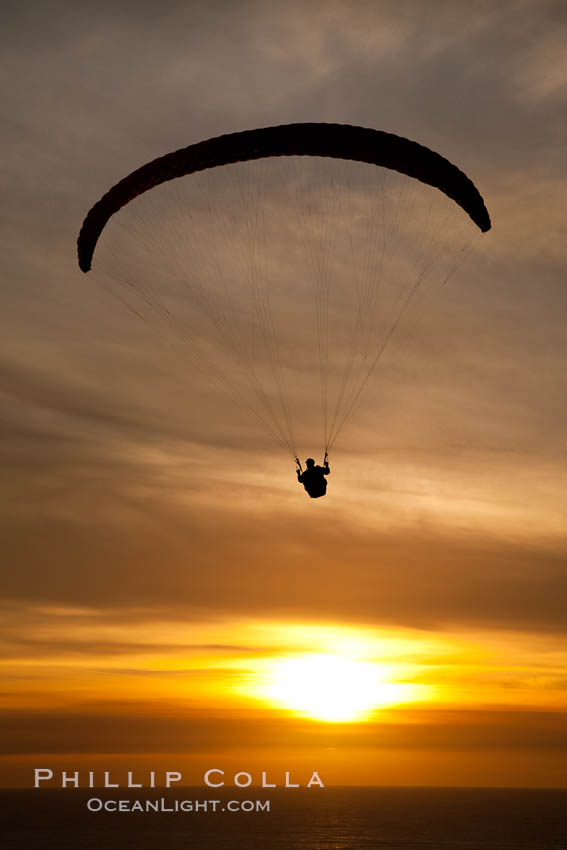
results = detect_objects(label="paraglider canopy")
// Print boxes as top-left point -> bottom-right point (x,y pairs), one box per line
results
78,123 -> 490,273
77,123 -> 490,463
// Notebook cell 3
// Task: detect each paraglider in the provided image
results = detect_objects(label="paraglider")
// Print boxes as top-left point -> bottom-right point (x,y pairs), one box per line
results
296,454 -> 330,499
77,123 -> 490,497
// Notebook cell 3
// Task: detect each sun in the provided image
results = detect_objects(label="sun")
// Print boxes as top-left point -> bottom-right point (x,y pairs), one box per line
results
256,653 -> 423,722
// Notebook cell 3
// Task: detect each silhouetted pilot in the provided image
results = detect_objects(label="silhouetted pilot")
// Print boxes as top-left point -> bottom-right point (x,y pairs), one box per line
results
296,454 -> 330,499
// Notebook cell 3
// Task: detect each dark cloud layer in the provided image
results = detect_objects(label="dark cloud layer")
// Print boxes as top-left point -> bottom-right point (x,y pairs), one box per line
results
3,704 -> 567,755
2,504 -> 566,632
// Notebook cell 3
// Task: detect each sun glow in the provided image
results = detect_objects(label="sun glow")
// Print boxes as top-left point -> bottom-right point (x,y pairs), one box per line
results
257,653 -> 427,722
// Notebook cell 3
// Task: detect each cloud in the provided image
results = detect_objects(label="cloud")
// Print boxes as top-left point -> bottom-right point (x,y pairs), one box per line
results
3,703 -> 567,755
1,501 -> 566,632
1,2 -> 567,792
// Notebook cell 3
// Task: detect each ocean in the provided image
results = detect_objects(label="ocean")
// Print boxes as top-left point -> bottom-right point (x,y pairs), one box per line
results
2,787 -> 567,849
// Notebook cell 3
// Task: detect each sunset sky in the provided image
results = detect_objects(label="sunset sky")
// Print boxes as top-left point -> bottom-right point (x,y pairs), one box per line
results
2,0 -> 567,789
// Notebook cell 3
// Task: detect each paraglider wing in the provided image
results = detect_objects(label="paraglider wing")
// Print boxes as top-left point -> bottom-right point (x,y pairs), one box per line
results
77,123 -> 491,273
